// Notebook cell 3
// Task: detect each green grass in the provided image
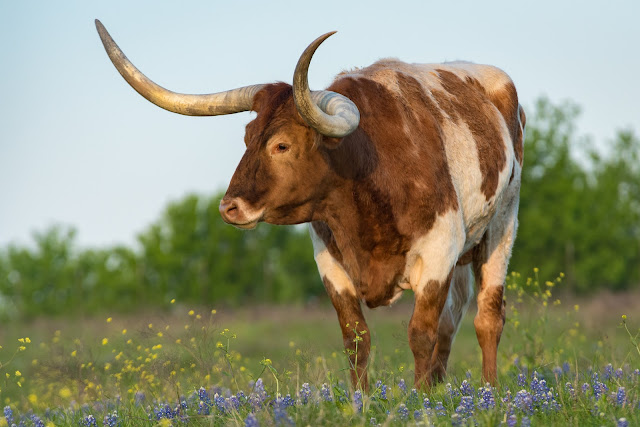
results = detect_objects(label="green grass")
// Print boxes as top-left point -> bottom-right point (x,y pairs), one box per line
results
1,271 -> 639,426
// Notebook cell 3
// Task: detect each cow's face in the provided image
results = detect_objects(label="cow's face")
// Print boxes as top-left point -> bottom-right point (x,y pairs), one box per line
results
219,83 -> 331,229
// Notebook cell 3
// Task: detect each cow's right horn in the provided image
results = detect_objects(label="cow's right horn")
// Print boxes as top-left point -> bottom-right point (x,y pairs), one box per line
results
95,20 -> 264,116
293,32 -> 360,138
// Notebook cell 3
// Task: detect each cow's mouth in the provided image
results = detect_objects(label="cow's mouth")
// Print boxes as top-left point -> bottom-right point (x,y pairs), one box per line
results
232,219 -> 260,230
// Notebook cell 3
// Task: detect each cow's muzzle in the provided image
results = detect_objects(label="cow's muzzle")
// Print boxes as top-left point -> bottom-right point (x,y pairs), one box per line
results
219,197 -> 263,230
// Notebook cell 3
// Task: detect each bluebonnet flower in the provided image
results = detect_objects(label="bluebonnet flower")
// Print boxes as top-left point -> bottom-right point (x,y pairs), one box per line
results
445,383 -> 459,400
435,401 -> 446,416
81,415 -> 97,427
456,395 -> 474,419
616,387 -> 626,406
514,390 -> 533,415
249,379 -> 268,408
507,414 -> 518,427
477,384 -> 495,410
134,391 -> 145,405
552,366 -> 562,377
299,383 -> 311,404
423,397 -> 431,410
451,413 -> 462,426
460,379 -> 474,396
398,379 -> 407,393
244,412 -> 259,427
615,368 -> 623,379
618,418 -> 629,427
466,370 -> 472,379
582,382 -> 590,394
565,382 -> 575,399
397,404 -> 409,420
353,390 -> 363,412
603,363 -> 613,380
4,406 -> 14,425
369,417 -> 378,426
380,384 -> 388,400
591,373 -> 609,399
320,383 -> 332,402
103,410 -> 119,427
562,362 -> 571,374
30,415 -> 45,427
413,410 -> 422,421
517,373 -> 527,387
229,395 -> 241,410
521,416 -> 531,427
213,393 -> 227,413
406,388 -> 419,407
272,396 -> 294,426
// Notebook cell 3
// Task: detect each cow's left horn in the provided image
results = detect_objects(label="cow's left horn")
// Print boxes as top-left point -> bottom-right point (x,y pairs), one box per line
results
95,20 -> 265,116
293,32 -> 360,138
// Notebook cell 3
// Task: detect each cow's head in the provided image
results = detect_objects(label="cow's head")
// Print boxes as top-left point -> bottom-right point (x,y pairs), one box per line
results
96,21 -> 360,229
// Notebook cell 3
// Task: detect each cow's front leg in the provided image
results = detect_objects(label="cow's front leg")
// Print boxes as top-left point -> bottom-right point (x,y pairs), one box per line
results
310,223 -> 370,391
409,269 -> 453,389
323,277 -> 371,391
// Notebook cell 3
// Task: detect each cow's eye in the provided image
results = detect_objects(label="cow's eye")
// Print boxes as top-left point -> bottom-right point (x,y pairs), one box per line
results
274,143 -> 290,154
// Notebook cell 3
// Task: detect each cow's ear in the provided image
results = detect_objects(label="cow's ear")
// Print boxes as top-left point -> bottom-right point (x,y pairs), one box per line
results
322,136 -> 343,149
250,89 -> 267,113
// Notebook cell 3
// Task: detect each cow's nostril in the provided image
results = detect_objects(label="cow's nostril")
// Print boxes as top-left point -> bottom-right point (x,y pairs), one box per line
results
219,198 -> 240,223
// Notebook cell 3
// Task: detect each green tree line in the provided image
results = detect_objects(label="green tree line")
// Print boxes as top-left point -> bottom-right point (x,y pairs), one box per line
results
1,98 -> 638,319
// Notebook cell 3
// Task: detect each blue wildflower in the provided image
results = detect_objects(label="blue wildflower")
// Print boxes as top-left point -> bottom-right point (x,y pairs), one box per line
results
423,397 -> 432,410
507,414 -> 518,427
320,383 -> 332,402
615,368 -> 623,379
81,415 -> 97,427
4,406 -> 13,425
353,390 -> 363,412
213,393 -> 227,413
460,379 -> 474,396
244,412 -> 259,427
435,401 -> 446,416
603,363 -> 613,380
398,379 -> 407,393
618,418 -> 629,427
616,387 -> 626,406
514,390 -> 533,415
552,366 -> 562,377
521,416 -> 531,427
380,384 -> 388,400
369,417 -> 378,426
582,382 -> 590,394
565,382 -> 575,399
591,373 -> 609,399
413,409 -> 422,421
103,411 -> 119,427
299,383 -> 311,404
273,396 -> 294,426
562,361 -> 571,374
445,383 -> 459,400
407,388 -> 419,407
30,415 -> 45,427
397,403 -> 409,421
134,391 -> 145,405
455,395 -> 474,419
517,373 -> 527,387
249,379 -> 268,408
477,384 -> 496,410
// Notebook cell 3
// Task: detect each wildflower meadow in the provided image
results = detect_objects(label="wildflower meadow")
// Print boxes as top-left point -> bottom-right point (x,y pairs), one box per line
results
1,270 -> 638,426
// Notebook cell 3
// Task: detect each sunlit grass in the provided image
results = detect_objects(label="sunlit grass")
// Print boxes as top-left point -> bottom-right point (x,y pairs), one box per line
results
1,270 -> 638,426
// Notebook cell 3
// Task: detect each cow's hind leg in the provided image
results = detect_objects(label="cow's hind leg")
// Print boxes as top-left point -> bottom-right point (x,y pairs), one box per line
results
473,194 -> 519,384
430,264 -> 474,382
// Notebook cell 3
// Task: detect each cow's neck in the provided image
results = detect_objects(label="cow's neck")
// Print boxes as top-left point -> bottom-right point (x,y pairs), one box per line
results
319,179 -> 411,307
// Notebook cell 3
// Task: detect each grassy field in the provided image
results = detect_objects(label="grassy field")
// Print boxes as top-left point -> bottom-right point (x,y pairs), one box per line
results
1,271 -> 639,426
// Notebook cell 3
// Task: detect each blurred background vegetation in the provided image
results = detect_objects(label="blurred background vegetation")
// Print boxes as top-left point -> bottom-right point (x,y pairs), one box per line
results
1,98 -> 638,320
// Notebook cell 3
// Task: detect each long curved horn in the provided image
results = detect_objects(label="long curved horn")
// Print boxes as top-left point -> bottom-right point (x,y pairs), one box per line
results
292,32 -> 360,138
95,20 -> 264,116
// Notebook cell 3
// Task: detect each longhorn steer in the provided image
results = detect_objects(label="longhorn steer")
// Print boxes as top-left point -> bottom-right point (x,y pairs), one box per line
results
96,21 -> 525,390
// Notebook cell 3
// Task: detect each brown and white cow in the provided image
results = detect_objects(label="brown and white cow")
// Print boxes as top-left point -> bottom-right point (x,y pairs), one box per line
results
97,21 -> 525,390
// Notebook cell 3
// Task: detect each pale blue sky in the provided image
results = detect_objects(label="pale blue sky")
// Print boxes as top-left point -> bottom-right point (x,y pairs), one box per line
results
1,1 -> 638,248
